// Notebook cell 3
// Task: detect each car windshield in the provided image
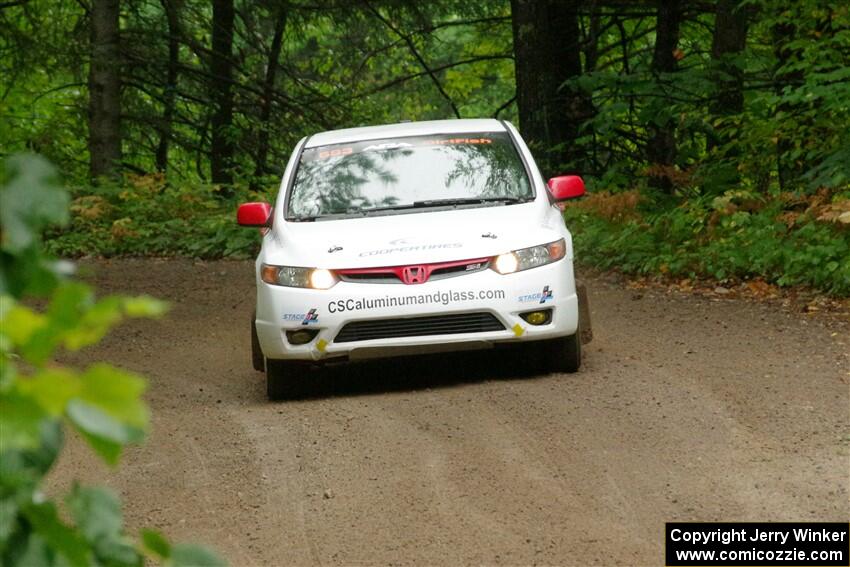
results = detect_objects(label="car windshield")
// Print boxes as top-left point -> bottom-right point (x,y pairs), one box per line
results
286,132 -> 532,220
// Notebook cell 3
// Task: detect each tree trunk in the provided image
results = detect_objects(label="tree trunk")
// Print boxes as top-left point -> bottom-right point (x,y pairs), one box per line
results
88,0 -> 122,180
251,4 -> 288,188
710,0 -> 747,115
584,2 -> 601,173
156,0 -> 181,172
703,0 -> 749,191
708,0 -> 748,150
210,0 -> 234,191
510,0 -> 592,177
646,0 -> 682,193
584,2 -> 601,73
772,6 -> 810,191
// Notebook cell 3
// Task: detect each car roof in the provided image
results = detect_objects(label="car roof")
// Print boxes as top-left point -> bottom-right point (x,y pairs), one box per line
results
305,118 -> 508,148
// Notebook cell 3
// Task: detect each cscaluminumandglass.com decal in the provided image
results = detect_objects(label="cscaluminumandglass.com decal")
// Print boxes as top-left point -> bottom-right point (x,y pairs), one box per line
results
518,285 -> 554,304
328,288 -> 506,314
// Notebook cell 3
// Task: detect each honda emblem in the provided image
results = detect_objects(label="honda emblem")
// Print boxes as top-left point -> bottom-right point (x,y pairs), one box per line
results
401,265 -> 427,284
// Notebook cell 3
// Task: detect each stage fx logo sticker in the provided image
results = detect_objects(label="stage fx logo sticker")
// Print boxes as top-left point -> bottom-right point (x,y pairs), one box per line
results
283,308 -> 319,325
518,285 -> 553,304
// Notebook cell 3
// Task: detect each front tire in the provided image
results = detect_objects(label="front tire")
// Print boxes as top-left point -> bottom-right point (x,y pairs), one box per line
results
266,358 -> 312,400
538,307 -> 584,373
545,332 -> 581,373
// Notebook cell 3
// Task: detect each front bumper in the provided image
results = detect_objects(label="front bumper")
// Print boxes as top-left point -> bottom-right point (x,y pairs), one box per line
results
255,259 -> 579,362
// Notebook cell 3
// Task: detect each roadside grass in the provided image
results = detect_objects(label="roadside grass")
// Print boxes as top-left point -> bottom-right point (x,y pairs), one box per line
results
563,188 -> 850,297
43,174 -> 850,297
44,174 -> 265,259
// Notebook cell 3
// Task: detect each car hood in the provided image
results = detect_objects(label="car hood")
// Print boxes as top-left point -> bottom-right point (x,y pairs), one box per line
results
268,202 -> 569,269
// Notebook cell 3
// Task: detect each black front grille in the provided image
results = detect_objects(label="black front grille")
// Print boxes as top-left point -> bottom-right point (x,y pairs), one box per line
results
339,272 -> 400,284
334,312 -> 505,343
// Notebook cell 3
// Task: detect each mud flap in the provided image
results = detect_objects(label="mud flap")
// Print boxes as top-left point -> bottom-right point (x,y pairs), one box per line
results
251,309 -> 264,372
576,280 -> 593,344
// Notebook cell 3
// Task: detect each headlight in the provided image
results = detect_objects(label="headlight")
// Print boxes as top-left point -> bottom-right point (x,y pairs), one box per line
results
260,264 -> 338,289
492,239 -> 566,275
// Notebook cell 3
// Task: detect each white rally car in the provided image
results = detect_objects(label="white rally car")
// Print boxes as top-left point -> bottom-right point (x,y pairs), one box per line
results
238,119 -> 591,399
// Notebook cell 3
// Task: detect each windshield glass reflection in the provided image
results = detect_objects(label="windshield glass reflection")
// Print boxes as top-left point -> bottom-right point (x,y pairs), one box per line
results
287,132 -> 532,219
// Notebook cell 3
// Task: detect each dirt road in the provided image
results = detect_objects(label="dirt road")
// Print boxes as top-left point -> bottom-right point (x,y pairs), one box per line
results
49,259 -> 849,565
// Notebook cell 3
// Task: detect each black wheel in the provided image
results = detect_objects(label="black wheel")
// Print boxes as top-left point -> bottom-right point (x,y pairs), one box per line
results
536,306 -> 584,373
251,311 -> 264,372
265,358 -> 312,400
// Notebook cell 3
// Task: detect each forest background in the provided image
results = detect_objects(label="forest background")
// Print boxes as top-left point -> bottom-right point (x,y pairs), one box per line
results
2,0 -> 849,294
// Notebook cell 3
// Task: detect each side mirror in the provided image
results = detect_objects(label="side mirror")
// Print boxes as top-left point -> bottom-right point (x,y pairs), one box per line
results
547,175 -> 586,201
237,202 -> 272,227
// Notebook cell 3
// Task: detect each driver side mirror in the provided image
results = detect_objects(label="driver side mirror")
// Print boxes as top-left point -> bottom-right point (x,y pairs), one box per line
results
237,202 -> 272,227
547,175 -> 586,201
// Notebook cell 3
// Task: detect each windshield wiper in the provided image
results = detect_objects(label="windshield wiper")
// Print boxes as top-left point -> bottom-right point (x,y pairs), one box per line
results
412,197 -> 529,208
350,197 -> 526,215
290,197 -> 529,220
288,205 -> 414,221
349,203 -> 419,215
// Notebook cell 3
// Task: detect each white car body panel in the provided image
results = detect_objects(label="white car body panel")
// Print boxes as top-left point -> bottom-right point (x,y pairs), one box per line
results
253,119 -> 580,362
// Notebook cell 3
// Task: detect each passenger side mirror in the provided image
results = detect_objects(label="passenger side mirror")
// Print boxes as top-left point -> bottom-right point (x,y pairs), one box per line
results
547,176 -> 586,201
237,202 -> 272,227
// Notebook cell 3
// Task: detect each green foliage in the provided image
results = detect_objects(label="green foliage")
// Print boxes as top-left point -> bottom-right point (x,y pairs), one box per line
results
567,1 -> 850,195
0,155 -> 225,566
44,174 -> 263,259
0,155 -> 69,297
0,0 -> 513,185
564,190 -> 850,295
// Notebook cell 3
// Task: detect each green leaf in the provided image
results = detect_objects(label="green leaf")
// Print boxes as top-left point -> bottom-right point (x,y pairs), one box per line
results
0,391 -> 49,451
46,282 -> 93,331
22,502 -> 90,567
78,363 -> 148,429
15,283 -> 92,364
123,296 -> 169,318
65,400 -> 131,465
141,529 -> 172,559
0,353 -> 16,390
15,282 -> 108,359
95,539 -> 142,567
0,497 -> 19,547
168,543 -> 227,567
0,254 -> 62,299
1,304 -> 47,347
0,294 -> 14,321
17,367 -> 81,416
0,155 -> 68,254
12,533 -> 55,567
64,296 -> 122,351
0,420 -> 64,490
67,485 -> 142,567
66,485 -> 123,542
64,362 -> 148,463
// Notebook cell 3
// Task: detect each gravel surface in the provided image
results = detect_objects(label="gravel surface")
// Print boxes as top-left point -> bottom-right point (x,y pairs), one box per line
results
48,258 -> 850,565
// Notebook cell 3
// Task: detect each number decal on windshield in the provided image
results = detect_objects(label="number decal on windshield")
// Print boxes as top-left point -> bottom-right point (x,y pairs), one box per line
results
318,147 -> 353,159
